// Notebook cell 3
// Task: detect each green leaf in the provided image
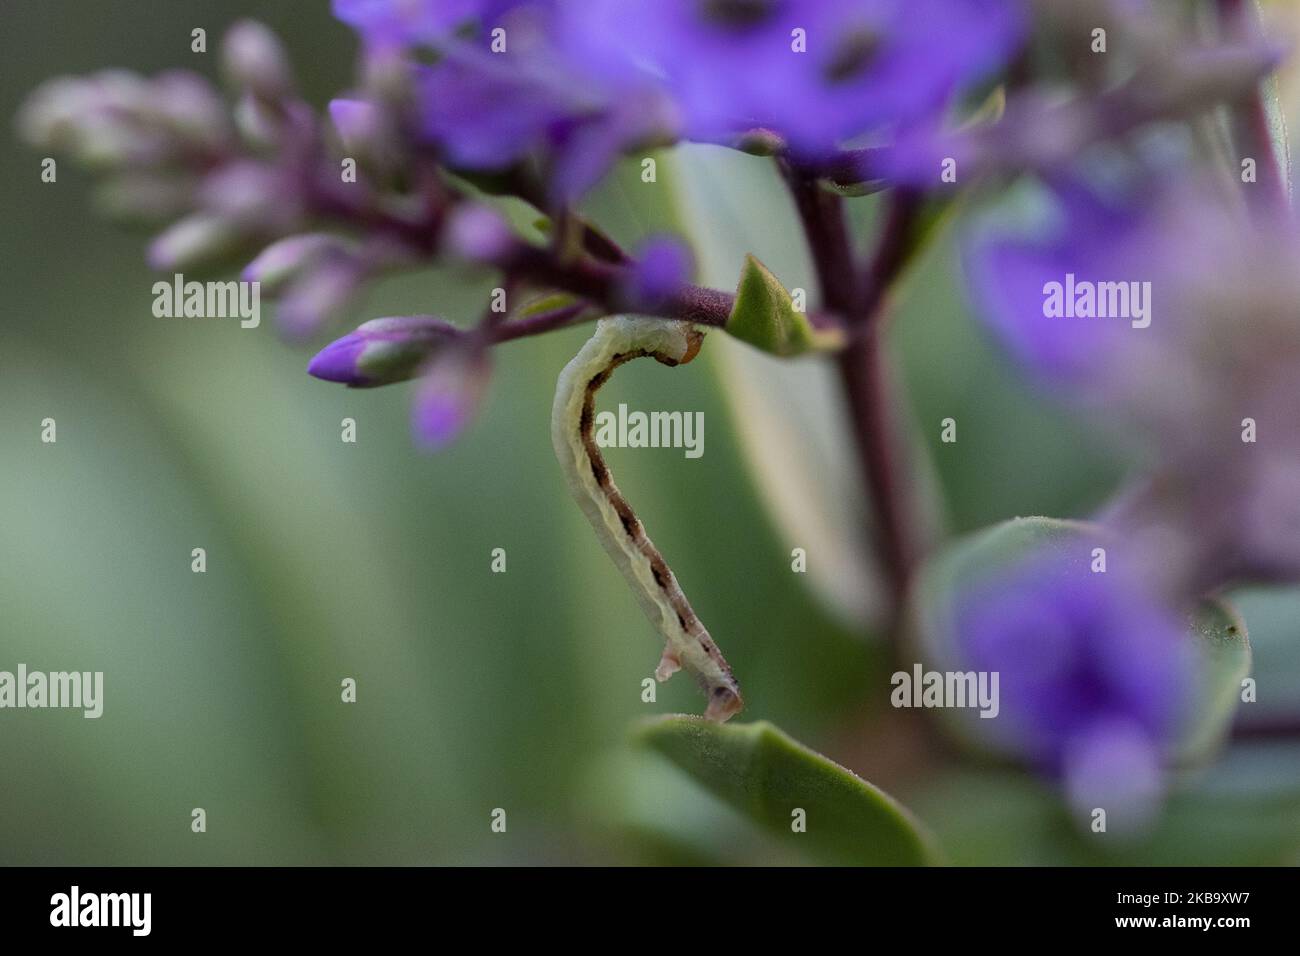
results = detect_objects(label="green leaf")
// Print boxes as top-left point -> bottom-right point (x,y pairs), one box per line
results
1179,599 -> 1251,761
915,748 -> 1300,865
822,177 -> 888,198
636,716 -> 939,865
915,515 -> 1089,604
515,291 -> 581,319
1252,0 -> 1291,197
1261,70 -> 1292,197
725,253 -> 844,357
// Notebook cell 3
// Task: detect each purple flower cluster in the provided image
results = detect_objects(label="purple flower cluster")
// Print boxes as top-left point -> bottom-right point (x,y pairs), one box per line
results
967,173 -> 1300,591
950,85 -> 1300,823
335,0 -> 1026,191
560,0 -> 1025,160
19,21 -> 444,344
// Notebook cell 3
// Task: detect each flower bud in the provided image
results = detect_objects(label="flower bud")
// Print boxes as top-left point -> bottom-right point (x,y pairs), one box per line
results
17,77 -> 99,149
234,93 -> 282,150
76,116 -> 164,168
95,173 -> 196,223
146,213 -> 241,270
308,316 -> 462,388
444,203 -> 514,264
411,348 -> 491,449
328,98 -> 381,155
328,97 -> 402,174
199,160 -> 295,229
359,44 -> 414,103
147,71 -> 232,150
242,233 -> 347,294
223,20 -> 293,100
274,258 -> 361,340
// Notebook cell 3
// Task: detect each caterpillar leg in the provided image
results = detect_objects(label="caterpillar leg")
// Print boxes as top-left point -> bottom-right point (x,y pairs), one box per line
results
655,647 -> 681,682
552,316 -> 744,721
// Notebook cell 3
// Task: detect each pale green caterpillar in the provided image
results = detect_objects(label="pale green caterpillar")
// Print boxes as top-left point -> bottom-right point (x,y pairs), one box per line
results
552,316 -> 743,722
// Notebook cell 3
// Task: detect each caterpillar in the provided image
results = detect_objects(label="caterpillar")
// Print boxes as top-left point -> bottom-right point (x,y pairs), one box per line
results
551,316 -> 743,722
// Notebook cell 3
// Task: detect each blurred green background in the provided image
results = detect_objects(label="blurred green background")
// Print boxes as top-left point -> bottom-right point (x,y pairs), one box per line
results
2,0 -> 1298,865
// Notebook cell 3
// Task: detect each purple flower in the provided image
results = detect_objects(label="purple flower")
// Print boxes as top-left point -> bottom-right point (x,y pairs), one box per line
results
335,1 -> 1024,191
968,173 -> 1300,586
963,177 -> 1156,391
410,46 -> 590,170
626,235 -> 694,308
955,548 -> 1191,824
309,315 -> 462,387
561,0 -> 1026,159
336,1 -> 665,196
332,0 -> 543,47
964,172 -> 1283,415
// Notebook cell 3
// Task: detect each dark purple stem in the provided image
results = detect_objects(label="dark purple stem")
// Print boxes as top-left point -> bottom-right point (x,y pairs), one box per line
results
856,189 -> 922,330
505,244 -> 737,327
780,160 -> 860,311
798,147 -> 889,189
782,158 -> 924,630
1231,713 -> 1300,741
841,192 -> 925,621
490,302 -> 591,343
837,327 -> 914,618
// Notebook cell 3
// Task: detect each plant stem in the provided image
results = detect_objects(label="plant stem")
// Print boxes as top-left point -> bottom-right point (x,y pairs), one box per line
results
1231,713 -> 1300,741
839,193 -> 924,625
837,325 -> 915,620
857,189 -> 922,329
781,159 -> 923,632
852,192 -> 927,629
505,244 -> 740,327
779,160 -> 860,311
491,302 -> 593,343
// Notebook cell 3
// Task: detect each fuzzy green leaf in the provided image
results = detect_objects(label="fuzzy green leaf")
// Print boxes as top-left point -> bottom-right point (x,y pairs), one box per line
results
636,716 -> 938,865
725,254 -> 843,356
1180,599 -> 1251,760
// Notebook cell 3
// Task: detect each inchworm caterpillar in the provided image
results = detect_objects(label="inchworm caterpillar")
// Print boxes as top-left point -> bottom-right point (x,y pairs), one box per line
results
552,316 -> 743,722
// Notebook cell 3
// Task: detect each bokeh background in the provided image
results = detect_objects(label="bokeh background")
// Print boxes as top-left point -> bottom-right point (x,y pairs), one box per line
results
2,0 -> 1298,865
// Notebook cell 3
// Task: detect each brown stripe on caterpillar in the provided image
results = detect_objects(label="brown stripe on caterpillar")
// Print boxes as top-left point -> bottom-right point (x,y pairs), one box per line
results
575,336 -> 736,685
